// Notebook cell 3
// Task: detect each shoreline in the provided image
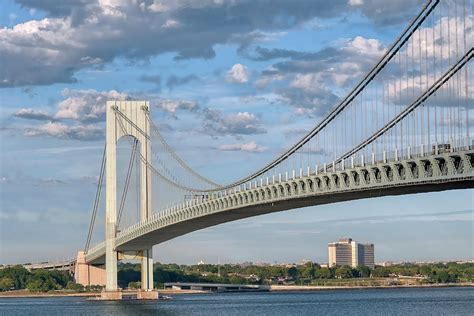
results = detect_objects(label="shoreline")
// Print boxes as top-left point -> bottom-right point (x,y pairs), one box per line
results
0,283 -> 472,298
270,283 -> 474,292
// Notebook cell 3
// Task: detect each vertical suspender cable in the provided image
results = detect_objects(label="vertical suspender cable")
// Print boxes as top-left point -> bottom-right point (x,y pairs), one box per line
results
84,144 -> 106,252
117,138 -> 138,228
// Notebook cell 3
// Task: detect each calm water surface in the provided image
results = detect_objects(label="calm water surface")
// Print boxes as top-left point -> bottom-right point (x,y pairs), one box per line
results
0,287 -> 473,315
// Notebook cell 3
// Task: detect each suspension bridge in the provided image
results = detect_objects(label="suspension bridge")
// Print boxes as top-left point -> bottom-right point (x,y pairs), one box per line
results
69,0 -> 473,299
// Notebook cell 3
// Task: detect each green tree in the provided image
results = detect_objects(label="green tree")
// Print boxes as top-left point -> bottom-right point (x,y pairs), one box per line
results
27,270 -> 63,292
0,277 -> 14,291
300,265 -> 316,280
287,267 -> 299,280
436,270 -> 450,283
118,267 -> 140,288
26,280 -> 44,292
372,267 -> 390,278
357,266 -> 371,278
228,275 -> 246,284
315,268 -> 332,279
128,281 -> 141,289
335,266 -> 352,279
66,281 -> 84,292
0,266 -> 31,289
419,265 -> 432,277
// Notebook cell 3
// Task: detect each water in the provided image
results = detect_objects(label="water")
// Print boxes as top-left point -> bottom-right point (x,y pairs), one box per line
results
0,287 -> 473,315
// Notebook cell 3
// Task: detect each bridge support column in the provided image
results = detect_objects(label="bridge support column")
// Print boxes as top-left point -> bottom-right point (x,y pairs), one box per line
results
141,247 -> 154,290
105,102 -> 118,292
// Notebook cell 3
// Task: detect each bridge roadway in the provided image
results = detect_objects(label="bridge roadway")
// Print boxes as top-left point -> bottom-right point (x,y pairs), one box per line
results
0,260 -> 76,272
85,147 -> 474,264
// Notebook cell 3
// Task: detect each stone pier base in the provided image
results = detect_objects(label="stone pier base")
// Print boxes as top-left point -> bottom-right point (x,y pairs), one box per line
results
74,251 -> 106,286
98,289 -> 158,300
137,290 -> 159,300
100,290 -> 123,300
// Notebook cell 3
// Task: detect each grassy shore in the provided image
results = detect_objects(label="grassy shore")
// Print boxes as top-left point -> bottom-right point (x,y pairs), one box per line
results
0,288 -> 208,298
270,282 -> 474,291
1,282 -> 473,298
0,290 -> 99,298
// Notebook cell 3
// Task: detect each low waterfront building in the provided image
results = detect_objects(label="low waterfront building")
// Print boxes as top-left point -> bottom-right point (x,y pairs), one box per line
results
164,282 -> 270,292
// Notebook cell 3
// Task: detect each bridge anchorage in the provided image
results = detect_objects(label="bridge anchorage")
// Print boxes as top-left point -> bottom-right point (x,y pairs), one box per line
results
74,0 -> 473,300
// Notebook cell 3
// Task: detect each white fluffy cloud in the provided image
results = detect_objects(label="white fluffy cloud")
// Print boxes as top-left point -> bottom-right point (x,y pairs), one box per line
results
219,141 -> 267,152
202,109 -> 266,136
156,99 -> 199,114
55,89 -> 131,122
226,63 -> 250,83
15,89 -> 131,123
348,0 -> 364,6
14,108 -> 53,121
14,89 -> 129,140
24,122 -> 104,141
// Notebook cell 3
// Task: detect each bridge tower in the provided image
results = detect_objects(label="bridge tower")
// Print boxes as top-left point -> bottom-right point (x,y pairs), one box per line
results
105,101 -> 154,294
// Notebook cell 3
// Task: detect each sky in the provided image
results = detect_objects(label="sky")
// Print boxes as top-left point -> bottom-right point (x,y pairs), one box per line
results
0,0 -> 472,265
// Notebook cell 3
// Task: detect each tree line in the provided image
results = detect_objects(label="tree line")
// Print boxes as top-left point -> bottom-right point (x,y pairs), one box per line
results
1,261 -> 472,292
0,266 -> 73,292
119,261 -> 474,288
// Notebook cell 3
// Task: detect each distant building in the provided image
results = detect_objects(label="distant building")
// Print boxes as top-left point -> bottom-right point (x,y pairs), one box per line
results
328,238 -> 374,269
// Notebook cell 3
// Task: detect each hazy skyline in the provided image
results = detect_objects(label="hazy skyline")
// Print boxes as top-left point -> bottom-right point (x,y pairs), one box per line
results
0,0 -> 472,264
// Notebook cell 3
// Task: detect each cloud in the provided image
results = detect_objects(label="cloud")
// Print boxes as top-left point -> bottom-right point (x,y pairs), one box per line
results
248,46 -> 317,61
139,74 -> 162,90
296,147 -> 327,156
13,108 -> 54,121
356,0 -> 425,26
227,63 -> 250,83
218,141 -> 267,153
15,0 -> 95,18
156,99 -> 199,115
276,75 -> 343,117
13,89 -> 132,141
12,89 -> 266,141
24,122 -> 104,141
162,19 -> 180,29
259,37 -> 385,83
202,109 -> 266,136
348,0 -> 364,6
55,89 -> 131,122
2,0 -> 354,87
166,74 -> 199,89
254,36 -> 386,116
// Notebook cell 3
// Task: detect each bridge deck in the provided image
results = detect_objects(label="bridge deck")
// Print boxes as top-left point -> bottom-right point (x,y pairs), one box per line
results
85,149 -> 474,264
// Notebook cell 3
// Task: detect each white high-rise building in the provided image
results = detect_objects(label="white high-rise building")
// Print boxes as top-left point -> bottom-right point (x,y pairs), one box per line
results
328,238 -> 374,269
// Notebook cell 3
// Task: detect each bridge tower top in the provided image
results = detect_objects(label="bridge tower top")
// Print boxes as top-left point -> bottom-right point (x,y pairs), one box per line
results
106,101 -> 150,141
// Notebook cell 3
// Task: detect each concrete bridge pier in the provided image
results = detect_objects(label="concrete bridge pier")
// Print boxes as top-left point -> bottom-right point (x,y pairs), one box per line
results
138,247 -> 158,299
141,247 -> 154,290
74,251 -> 106,286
